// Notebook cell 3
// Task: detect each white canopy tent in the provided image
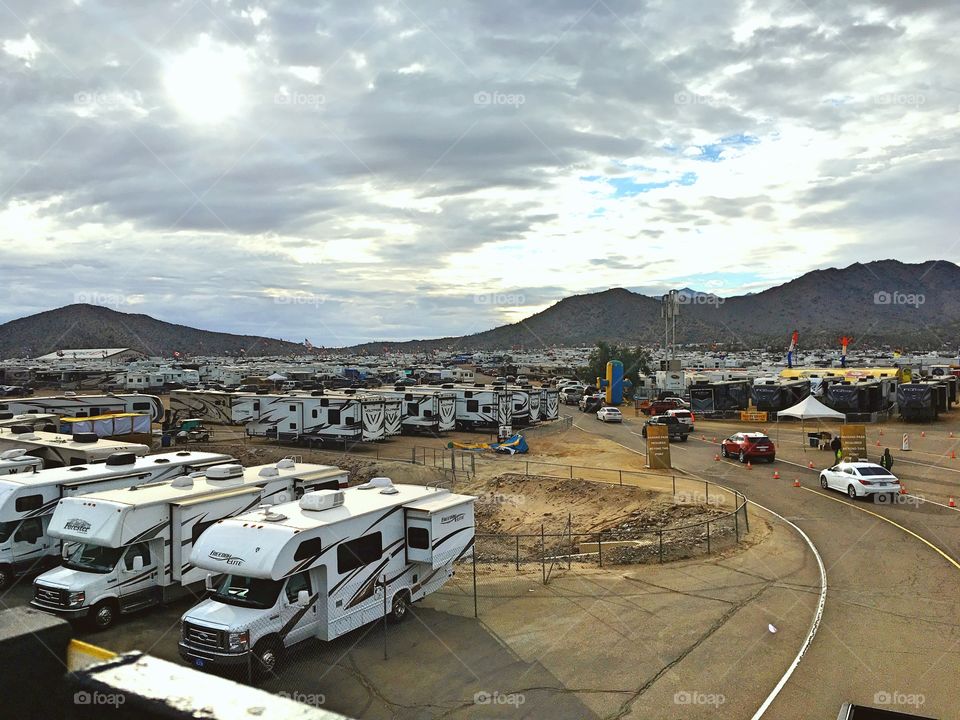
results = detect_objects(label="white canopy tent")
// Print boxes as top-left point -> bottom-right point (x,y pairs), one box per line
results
777,395 -> 845,452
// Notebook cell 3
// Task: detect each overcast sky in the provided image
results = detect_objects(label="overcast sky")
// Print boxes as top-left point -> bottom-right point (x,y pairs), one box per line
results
1,0 -> 958,345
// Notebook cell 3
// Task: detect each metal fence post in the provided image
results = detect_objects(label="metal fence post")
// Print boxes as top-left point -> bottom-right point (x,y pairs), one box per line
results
515,535 -> 520,571
619,469 -> 623,486
743,501 -> 749,532
570,464 -> 573,480
734,496 -> 739,541
706,522 -> 711,554
567,513 -> 572,570
471,454 -> 475,475
705,481 -> 709,505
411,447 -> 416,464
472,546 -> 478,619
540,524 -> 546,584
598,531 -> 603,567
658,530 -> 663,563
672,475 -> 676,495
526,461 -> 530,476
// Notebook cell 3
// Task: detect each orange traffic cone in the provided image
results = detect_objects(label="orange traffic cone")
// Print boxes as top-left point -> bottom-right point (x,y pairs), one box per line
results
951,432 -> 955,439
773,470 -> 780,479
808,461 -> 815,468
899,483 -> 908,495
921,431 -> 926,438
747,460 -> 752,470
952,450 -> 957,460
793,478 -> 801,487
949,497 -> 956,508
876,440 -> 881,447
712,436 -> 717,443
879,428 -> 884,436
714,453 -> 720,461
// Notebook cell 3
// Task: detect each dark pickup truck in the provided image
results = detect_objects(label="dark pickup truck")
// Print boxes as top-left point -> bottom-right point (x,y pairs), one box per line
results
640,414 -> 692,442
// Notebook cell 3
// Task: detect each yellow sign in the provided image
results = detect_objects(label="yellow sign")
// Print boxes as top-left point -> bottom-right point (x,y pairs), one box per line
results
841,424 -> 868,461
646,424 -> 672,469
740,411 -> 768,422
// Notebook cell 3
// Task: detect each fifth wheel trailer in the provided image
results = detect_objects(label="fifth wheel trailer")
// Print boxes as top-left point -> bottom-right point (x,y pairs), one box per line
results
0,450 -> 233,589
0,394 -> 164,423
30,459 -> 349,629
179,478 -> 475,675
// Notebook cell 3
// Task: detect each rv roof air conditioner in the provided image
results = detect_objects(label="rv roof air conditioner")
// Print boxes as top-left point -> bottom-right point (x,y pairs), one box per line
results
106,452 -> 138,467
171,476 -> 194,489
259,466 -> 280,478
356,477 -> 398,494
300,489 -> 345,512
276,458 -> 296,469
205,464 -> 244,483
73,433 -> 100,444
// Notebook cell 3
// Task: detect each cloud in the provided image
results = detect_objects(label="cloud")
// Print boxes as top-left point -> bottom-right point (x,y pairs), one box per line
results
1,0 -> 958,343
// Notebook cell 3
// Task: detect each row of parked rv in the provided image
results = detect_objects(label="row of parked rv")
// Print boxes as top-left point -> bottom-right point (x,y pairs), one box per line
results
169,383 -> 561,442
0,443 -> 476,677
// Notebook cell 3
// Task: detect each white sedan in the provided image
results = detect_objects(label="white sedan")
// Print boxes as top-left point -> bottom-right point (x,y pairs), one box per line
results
819,462 -> 900,500
596,407 -> 623,423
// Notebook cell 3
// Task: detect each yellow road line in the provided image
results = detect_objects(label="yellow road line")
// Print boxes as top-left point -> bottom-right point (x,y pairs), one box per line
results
801,487 -> 960,571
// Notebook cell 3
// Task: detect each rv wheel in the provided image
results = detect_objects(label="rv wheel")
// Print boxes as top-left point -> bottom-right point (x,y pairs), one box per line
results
89,600 -> 117,630
253,639 -> 282,678
388,591 -> 410,624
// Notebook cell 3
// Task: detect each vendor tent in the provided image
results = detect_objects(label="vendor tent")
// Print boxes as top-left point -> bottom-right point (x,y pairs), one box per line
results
777,395 -> 845,452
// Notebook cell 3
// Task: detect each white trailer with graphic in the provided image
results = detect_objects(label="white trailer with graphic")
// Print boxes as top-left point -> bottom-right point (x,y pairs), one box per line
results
422,384 -> 512,437
0,449 -> 44,476
235,392 -> 387,443
375,387 -> 457,434
169,390 -> 238,426
539,387 -> 560,421
0,426 -> 150,468
0,393 -> 164,423
178,478 -> 475,676
30,460 -> 349,629
0,450 -> 233,589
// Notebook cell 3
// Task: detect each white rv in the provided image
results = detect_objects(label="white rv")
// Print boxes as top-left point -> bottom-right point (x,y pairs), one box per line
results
422,384 -> 512,436
235,392 -> 387,444
0,450 -> 233,589
0,394 -> 164,423
0,449 -> 44,476
30,460 -> 349,629
169,390 -> 238,427
178,478 -> 475,676
0,426 -> 150,468
375,387 -> 457,434
0,412 -> 59,430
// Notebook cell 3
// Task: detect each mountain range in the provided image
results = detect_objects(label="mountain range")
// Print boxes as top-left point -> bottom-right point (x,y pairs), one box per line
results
0,260 -> 957,359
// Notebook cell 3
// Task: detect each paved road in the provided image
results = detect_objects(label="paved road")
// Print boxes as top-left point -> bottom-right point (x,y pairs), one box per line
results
566,408 -> 960,719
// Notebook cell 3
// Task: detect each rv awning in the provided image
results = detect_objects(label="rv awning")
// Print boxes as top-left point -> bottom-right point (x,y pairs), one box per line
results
777,395 -> 845,421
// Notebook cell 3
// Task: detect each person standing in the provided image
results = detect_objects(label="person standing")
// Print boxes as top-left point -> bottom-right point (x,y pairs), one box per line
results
830,435 -> 842,463
880,448 -> 894,473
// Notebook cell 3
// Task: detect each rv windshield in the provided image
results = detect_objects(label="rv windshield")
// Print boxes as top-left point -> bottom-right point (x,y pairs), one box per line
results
64,543 -> 124,574
0,521 -> 17,543
212,574 -> 282,610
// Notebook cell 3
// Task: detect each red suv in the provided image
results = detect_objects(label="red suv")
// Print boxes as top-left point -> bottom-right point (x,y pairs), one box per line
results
721,432 -> 776,463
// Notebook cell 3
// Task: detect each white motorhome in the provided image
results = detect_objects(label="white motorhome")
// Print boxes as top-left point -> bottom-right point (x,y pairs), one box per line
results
421,384 -> 512,436
178,478 -> 475,675
235,392 -> 387,443
0,448 -> 44,476
0,394 -> 164,423
30,460 -> 349,629
0,450 -> 233,588
375,387 -> 456,434
0,426 -> 150,468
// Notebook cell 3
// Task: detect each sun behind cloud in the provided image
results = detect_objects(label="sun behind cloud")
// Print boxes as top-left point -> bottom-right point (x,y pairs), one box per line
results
163,35 -> 249,125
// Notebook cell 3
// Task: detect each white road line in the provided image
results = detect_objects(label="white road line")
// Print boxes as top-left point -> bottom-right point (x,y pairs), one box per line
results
747,499 -> 827,719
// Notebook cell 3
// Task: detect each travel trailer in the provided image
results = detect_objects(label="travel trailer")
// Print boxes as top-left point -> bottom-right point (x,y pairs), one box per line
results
421,384 -> 512,435
538,387 -> 560,421
374,387 -> 457,434
0,426 -> 150,468
169,390 -> 238,427
178,478 -> 475,675
0,394 -> 164,423
0,450 -> 233,589
0,449 -> 44,476
30,460 -> 349,628
234,391 -> 387,443
0,412 -> 59,430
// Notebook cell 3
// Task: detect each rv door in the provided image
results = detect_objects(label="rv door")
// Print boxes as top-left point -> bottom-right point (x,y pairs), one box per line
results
118,540 -> 159,607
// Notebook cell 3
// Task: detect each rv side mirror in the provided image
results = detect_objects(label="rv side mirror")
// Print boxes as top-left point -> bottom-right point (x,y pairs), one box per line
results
131,555 -> 144,572
297,590 -> 310,607
204,573 -> 215,592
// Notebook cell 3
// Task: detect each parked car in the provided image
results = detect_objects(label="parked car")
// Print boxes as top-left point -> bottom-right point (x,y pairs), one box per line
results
819,462 -> 900,500
579,393 -> 604,412
640,397 -> 689,416
641,415 -> 691,441
596,407 -> 623,423
664,408 -> 694,429
561,386 -> 584,405
721,432 -> 776,463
